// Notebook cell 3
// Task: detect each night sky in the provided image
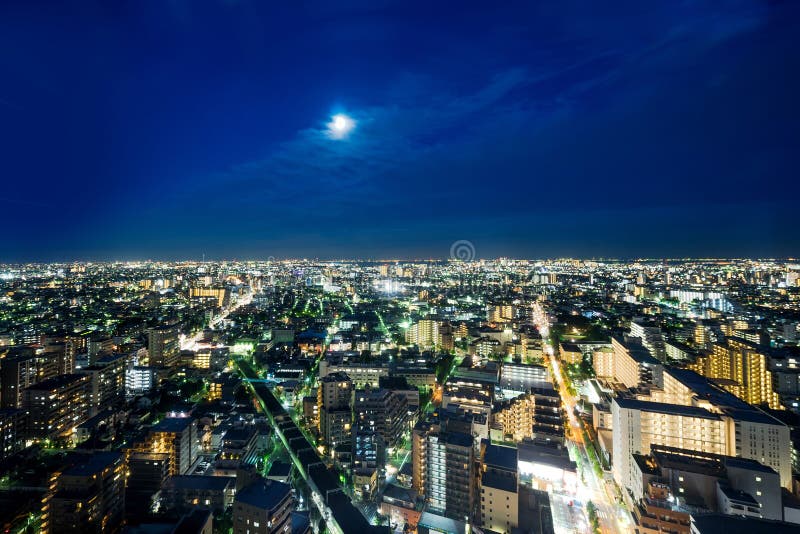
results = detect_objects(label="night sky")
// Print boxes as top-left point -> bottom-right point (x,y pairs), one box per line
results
2,1 -> 799,261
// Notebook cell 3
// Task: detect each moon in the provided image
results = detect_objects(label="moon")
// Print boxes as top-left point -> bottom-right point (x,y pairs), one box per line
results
328,113 -> 355,139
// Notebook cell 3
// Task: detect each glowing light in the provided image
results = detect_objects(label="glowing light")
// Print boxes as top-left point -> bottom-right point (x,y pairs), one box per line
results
327,113 -> 355,139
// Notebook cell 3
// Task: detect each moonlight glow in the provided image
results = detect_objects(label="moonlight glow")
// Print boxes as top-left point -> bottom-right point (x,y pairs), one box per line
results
327,113 -> 355,139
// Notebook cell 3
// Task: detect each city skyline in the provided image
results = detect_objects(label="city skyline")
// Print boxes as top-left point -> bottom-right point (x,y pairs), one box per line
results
3,3 -> 800,532
2,1 -> 799,260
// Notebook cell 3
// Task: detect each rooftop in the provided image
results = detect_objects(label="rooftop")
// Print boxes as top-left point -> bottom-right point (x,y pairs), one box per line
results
690,513 -> 799,534
614,396 -> 721,420
484,443 -> 518,471
152,417 -> 194,433
481,471 -> 517,493
63,451 -> 123,477
236,479 -> 291,510
165,475 -> 234,491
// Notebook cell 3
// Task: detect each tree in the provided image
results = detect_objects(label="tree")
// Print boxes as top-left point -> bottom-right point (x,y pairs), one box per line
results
586,501 -> 600,534
234,384 -> 252,404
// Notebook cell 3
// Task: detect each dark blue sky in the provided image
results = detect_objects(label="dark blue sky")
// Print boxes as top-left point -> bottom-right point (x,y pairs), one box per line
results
1,1 -> 798,261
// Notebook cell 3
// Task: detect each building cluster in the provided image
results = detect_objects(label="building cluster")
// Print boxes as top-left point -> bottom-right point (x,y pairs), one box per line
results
0,258 -> 799,533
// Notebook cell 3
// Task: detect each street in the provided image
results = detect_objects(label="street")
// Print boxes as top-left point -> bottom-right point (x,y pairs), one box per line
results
533,307 -> 633,534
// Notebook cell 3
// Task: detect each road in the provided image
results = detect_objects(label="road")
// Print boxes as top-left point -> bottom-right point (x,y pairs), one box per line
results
533,306 -> 632,534
550,494 -> 587,534
181,292 -> 252,351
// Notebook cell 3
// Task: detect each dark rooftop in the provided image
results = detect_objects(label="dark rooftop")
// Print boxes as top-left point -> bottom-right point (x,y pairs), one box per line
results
165,475 -> 234,491
63,451 -> 123,477
152,417 -> 194,433
691,513 -> 800,534
172,509 -> 212,534
235,479 -> 291,511
484,443 -> 518,472
481,471 -> 517,493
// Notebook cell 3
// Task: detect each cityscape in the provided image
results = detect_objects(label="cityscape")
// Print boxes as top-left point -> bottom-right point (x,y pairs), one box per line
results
1,259 -> 800,534
2,1 -> 800,534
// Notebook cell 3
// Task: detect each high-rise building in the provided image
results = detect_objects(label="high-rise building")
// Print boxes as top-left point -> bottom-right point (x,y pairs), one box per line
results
0,353 -> 38,408
629,319 -> 667,362
77,353 -> 127,416
480,443 -> 519,533
353,388 -> 409,449
608,336 -> 664,389
490,387 -> 564,446
125,452 -> 170,516
612,368 -> 791,491
132,418 -> 198,476
41,451 -> 126,534
125,364 -> 157,399
487,304 -> 515,324
688,337 -> 781,409
0,408 -> 26,458
352,388 -> 409,499
593,347 -> 615,379
628,444 -> 783,524
190,286 -> 230,307
412,420 -> 475,521
23,373 -> 91,440
318,372 -> 353,452
491,394 -> 534,443
86,335 -> 115,365
405,318 -> 452,349
40,334 -> 73,375
63,333 -> 90,373
147,325 -> 180,367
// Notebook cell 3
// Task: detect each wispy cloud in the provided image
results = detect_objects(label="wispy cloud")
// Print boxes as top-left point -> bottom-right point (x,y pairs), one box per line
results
202,68 -> 539,207
176,1 -> 772,226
